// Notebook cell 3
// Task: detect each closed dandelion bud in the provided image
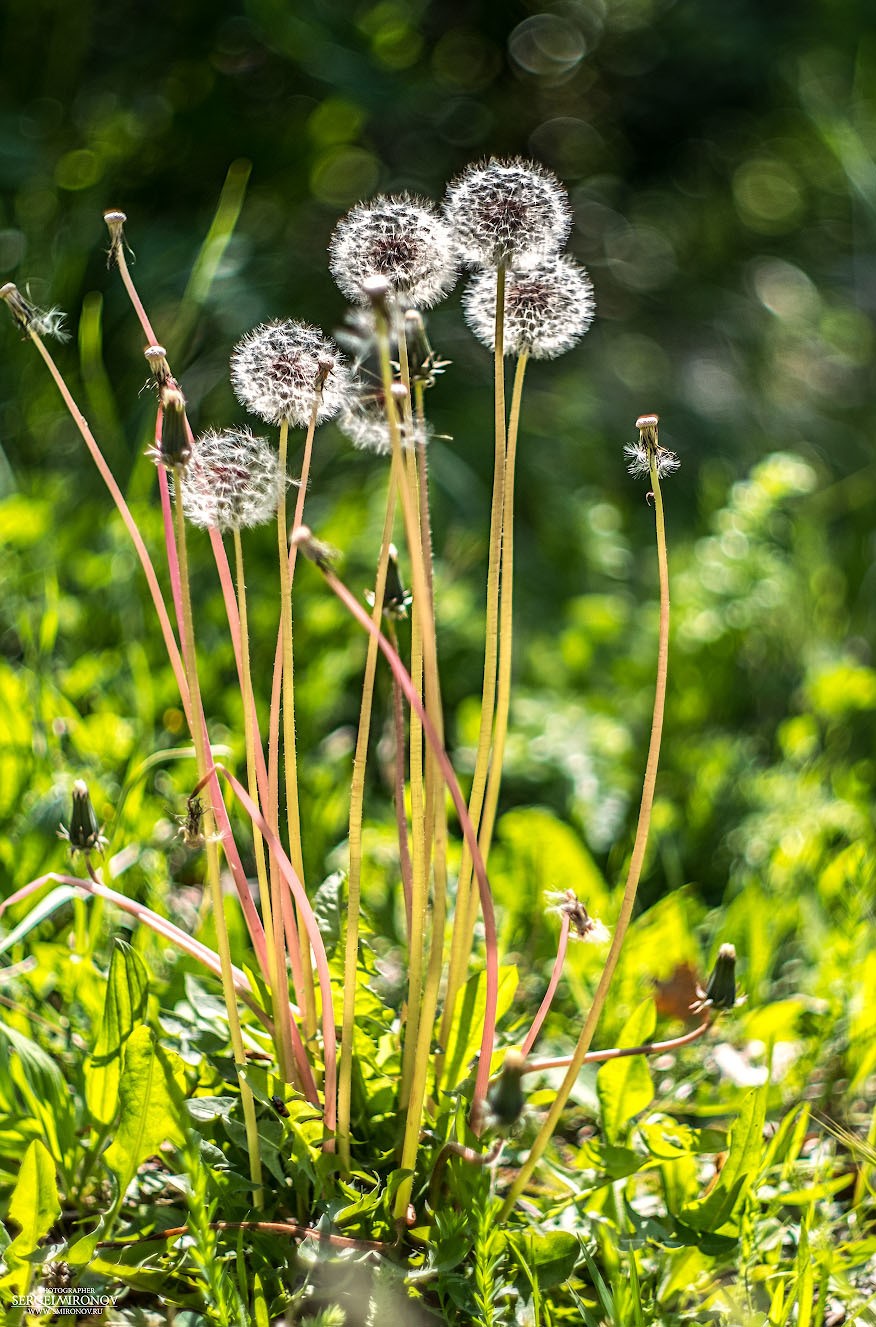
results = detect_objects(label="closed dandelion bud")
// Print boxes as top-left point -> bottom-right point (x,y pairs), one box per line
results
705,944 -> 738,1010
178,428 -> 284,531
463,256 -> 595,359
230,320 -> 351,428
60,780 -> 105,854
444,157 -> 571,269
486,1050 -> 527,1132
156,385 -> 190,468
329,195 -> 457,309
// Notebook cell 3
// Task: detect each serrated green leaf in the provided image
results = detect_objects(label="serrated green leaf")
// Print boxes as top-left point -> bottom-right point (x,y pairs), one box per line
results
104,1026 -> 187,1199
442,965 -> 518,1091
86,939 -> 149,1129
0,1139 -> 60,1293
597,998 -> 656,1144
680,1085 -> 767,1232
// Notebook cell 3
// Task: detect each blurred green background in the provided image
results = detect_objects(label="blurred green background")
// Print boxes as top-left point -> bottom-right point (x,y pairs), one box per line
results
1,0 -> 874,962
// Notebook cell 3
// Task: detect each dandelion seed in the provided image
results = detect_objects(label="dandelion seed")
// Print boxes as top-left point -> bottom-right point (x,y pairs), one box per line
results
444,157 -> 571,269
463,256 -> 594,359
231,320 -> 351,428
177,428 -> 285,531
329,194 -> 457,309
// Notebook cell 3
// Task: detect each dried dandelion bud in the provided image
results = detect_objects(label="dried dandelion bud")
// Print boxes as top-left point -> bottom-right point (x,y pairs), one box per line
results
59,780 -> 106,855
231,320 -> 351,428
0,282 -> 69,341
144,344 -> 171,385
178,428 -> 284,531
290,525 -> 338,572
329,195 -> 457,309
544,889 -> 610,943
103,209 -> 127,267
154,385 -> 190,468
704,944 -> 738,1011
624,411 -> 680,480
443,157 -> 571,269
463,256 -> 594,359
486,1050 -> 527,1132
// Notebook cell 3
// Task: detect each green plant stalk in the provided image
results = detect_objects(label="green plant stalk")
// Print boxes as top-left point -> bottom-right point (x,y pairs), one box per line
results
233,527 -> 293,1085
388,619 -> 415,932
499,452 -> 671,1216
172,478 -> 263,1207
276,411 -> 318,1042
336,476 -> 398,1169
464,352 -> 529,953
439,264 -> 507,1082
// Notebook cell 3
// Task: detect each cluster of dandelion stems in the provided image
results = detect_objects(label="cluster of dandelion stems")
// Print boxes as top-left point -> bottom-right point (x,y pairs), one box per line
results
1,168 -> 676,1229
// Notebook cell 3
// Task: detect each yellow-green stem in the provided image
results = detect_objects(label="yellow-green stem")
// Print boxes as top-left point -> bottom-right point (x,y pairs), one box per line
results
173,481 -> 263,1207
233,528 -> 293,1085
439,264 -> 506,1079
277,413 -> 318,1041
499,456 -> 671,1216
337,477 -> 398,1168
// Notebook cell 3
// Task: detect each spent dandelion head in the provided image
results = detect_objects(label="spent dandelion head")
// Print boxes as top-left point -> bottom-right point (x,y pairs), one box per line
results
0,282 -> 69,342
544,889 -> 610,944
463,256 -> 595,359
230,320 -> 351,428
177,427 -> 284,531
329,194 -> 457,309
624,412 -> 680,480
443,157 -> 571,269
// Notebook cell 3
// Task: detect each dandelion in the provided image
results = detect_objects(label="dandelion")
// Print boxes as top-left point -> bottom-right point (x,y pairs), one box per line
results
148,384 -> 191,468
544,889 -> 609,944
484,1049 -> 527,1132
443,157 -> 571,269
337,378 -> 425,457
692,943 -> 742,1013
230,320 -> 351,428
178,428 -> 284,531
0,282 -> 69,341
463,256 -> 595,359
624,412 -> 680,479
329,194 -> 457,309
58,780 -> 106,855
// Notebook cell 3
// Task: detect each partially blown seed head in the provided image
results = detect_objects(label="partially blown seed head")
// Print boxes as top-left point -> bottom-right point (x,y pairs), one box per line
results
231,320 -> 351,427
336,378 -> 425,458
179,428 -> 284,531
444,157 -> 572,269
0,282 -> 69,341
463,256 -> 595,359
329,194 -> 457,309
624,413 -> 680,480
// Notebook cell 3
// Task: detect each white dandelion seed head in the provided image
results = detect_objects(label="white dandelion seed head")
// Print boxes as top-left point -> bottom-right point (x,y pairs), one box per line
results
329,194 -> 458,309
230,320 -> 352,427
463,256 -> 595,359
443,157 -> 572,269
178,428 -> 284,531
336,378 -> 426,458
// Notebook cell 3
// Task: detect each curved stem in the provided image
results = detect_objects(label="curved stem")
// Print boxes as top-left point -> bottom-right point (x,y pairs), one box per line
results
520,914 -> 570,1059
500,457 -> 671,1217
522,1018 -> 711,1076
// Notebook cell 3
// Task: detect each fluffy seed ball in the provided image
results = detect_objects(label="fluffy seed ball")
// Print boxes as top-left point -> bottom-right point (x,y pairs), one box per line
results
329,194 -> 458,309
463,256 -> 595,359
336,380 -> 426,458
443,157 -> 572,269
179,428 -> 284,531
231,320 -> 351,427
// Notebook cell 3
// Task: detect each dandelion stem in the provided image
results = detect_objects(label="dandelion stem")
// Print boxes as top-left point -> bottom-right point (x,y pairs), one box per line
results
171,478 -> 263,1207
337,478 -> 398,1169
499,455 -> 671,1216
439,264 -> 507,1086
521,1018 -> 711,1076
520,913 -> 570,1058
